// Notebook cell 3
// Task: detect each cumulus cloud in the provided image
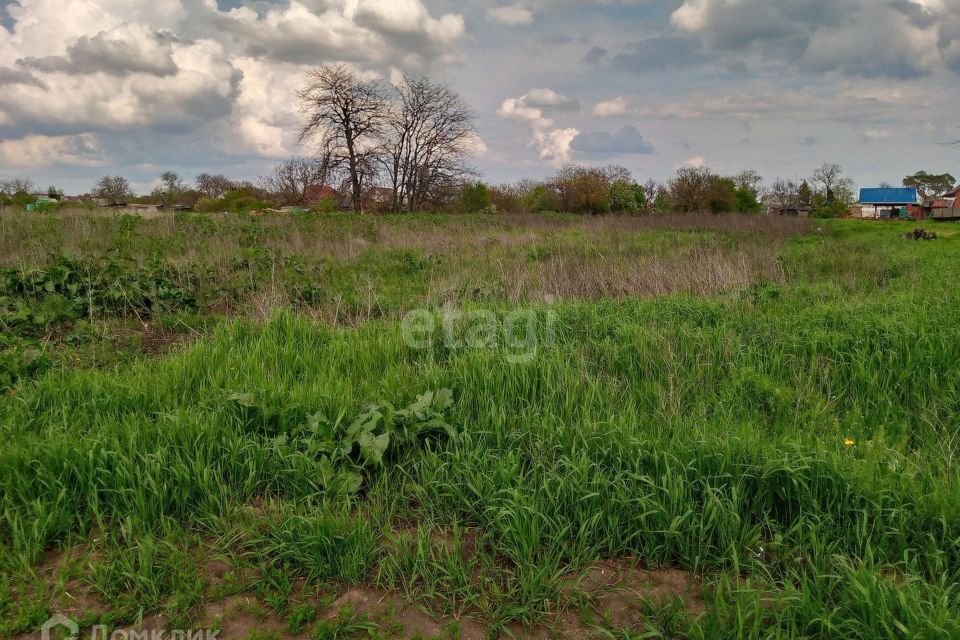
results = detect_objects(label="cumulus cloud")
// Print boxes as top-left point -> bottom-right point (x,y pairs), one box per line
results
213,0 -> 465,68
676,154 -> 706,169
0,0 -> 467,169
570,126 -> 654,154
592,97 -> 633,117
0,133 -> 103,168
18,26 -> 179,76
668,0 -> 960,78
498,89 -> 580,165
487,4 -> 534,26
516,88 -> 580,112
0,66 -> 44,87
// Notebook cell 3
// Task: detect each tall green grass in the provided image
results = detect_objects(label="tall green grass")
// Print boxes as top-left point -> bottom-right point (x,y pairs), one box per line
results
2,219 -> 959,636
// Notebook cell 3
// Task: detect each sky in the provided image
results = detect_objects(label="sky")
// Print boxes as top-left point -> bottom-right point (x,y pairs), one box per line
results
0,0 -> 958,195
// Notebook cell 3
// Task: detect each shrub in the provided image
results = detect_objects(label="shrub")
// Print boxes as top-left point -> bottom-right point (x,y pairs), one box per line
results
460,182 -> 492,213
28,200 -> 59,213
812,202 -> 850,219
524,185 -> 559,213
195,190 -> 273,214
312,197 -> 338,214
609,180 -> 639,214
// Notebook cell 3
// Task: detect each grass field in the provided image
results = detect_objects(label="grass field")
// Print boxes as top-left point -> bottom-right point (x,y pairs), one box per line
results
2,211 -> 959,639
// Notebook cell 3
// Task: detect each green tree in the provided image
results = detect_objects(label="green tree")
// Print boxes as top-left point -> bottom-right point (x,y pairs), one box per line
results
653,190 -> 671,213
609,180 -> 639,213
707,176 -> 737,213
523,184 -> 558,213
460,182 -> 492,212
733,186 -> 761,212
903,171 -> 956,200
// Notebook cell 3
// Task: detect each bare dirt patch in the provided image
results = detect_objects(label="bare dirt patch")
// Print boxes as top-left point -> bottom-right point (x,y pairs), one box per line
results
568,559 -> 705,628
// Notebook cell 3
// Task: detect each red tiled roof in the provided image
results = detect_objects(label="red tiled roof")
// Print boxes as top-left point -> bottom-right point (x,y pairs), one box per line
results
304,185 -> 338,204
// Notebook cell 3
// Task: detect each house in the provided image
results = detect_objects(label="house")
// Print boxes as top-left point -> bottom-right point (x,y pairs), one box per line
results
857,187 -> 920,219
304,185 -> 339,207
944,185 -> 960,206
761,194 -> 812,217
929,185 -> 960,220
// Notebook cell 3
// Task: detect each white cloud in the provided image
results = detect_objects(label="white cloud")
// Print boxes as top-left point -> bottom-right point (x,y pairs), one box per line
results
498,89 -> 579,165
670,0 -> 710,32
668,0 -> 960,79
519,88 -> 580,112
0,133 -> 103,168
0,0 -> 467,168
592,97 -> 633,117
534,128 -> 579,165
676,154 -> 706,169
863,129 -> 892,142
498,96 -> 553,129
487,4 -> 534,26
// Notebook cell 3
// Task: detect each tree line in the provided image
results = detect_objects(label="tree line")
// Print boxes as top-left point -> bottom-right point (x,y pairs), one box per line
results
5,162 -> 955,217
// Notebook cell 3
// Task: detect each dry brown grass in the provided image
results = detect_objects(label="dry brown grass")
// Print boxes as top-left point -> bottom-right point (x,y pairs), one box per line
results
0,210 -> 810,327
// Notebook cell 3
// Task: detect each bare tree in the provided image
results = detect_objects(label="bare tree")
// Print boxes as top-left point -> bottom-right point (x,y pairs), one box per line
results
196,173 -> 235,199
768,178 -> 799,214
382,74 -> 477,213
643,178 -> 665,213
734,170 -> 764,193
298,65 -> 386,212
600,164 -> 633,185
151,170 -> 188,206
258,156 -> 330,206
812,162 -> 854,204
1,177 -> 35,196
669,166 -> 715,212
91,175 -> 134,205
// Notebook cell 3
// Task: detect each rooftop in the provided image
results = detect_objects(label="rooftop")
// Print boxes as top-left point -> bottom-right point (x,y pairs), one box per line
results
859,187 -> 919,205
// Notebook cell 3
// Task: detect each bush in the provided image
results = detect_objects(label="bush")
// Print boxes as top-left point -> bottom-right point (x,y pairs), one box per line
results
312,197 -> 338,214
460,182 -> 492,213
524,185 -> 559,213
812,202 -> 849,219
734,187 -> 762,213
195,190 -> 273,214
26,200 -> 59,213
609,180 -> 642,214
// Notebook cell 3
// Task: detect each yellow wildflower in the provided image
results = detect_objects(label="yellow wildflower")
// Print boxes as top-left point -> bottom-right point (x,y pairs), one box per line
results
844,438 -> 855,446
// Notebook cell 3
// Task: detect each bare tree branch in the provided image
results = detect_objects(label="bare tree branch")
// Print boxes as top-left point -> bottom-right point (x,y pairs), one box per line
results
258,156 -> 331,207
298,65 -> 387,213
382,74 -> 478,213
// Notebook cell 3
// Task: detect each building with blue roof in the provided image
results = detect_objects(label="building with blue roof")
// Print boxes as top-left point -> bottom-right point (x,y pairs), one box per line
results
857,187 -> 920,219
859,188 -> 919,205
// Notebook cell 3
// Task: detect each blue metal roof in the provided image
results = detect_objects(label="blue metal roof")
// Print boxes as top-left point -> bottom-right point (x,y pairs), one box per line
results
859,187 -> 918,205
